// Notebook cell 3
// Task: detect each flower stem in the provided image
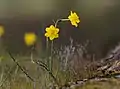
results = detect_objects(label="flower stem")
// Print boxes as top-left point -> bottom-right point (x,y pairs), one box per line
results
8,51 -> 35,82
46,37 -> 50,68
54,19 -> 69,27
61,19 -> 69,21
54,19 -> 61,27
50,41 -> 53,72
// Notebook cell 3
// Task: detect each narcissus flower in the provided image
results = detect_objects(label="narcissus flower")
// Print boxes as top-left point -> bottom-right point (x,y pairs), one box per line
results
68,11 -> 80,27
0,26 -> 4,37
24,32 -> 37,46
45,25 -> 59,40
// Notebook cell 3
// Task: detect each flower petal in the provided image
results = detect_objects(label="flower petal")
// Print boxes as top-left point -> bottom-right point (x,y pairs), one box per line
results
0,26 -> 4,37
44,25 -> 59,41
68,11 -> 80,27
45,33 -> 49,37
49,36 -> 54,40
24,32 -> 37,46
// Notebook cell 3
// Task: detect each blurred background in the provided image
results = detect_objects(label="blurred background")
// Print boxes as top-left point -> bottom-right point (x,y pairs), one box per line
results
0,0 -> 120,58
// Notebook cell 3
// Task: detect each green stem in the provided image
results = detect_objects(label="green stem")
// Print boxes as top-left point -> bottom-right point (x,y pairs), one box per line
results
8,51 -> 35,82
54,19 -> 61,27
54,19 -> 69,27
46,38 -> 49,51
46,37 -> 50,68
50,41 -> 53,72
60,19 -> 69,21
33,60 -> 59,86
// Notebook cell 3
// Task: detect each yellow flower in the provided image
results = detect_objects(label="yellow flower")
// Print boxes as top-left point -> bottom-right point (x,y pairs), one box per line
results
0,26 -> 4,37
24,32 -> 37,46
68,11 -> 80,27
45,25 -> 59,40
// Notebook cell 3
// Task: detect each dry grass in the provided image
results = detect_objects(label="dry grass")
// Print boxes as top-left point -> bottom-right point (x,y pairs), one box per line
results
0,39 -> 120,89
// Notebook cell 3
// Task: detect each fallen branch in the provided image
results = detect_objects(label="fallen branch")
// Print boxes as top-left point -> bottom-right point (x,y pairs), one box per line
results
59,71 -> 120,89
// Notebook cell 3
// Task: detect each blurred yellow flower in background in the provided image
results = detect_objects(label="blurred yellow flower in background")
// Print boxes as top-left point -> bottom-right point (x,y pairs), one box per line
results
24,32 -> 37,46
0,26 -> 4,37
68,11 -> 80,27
45,25 -> 59,40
